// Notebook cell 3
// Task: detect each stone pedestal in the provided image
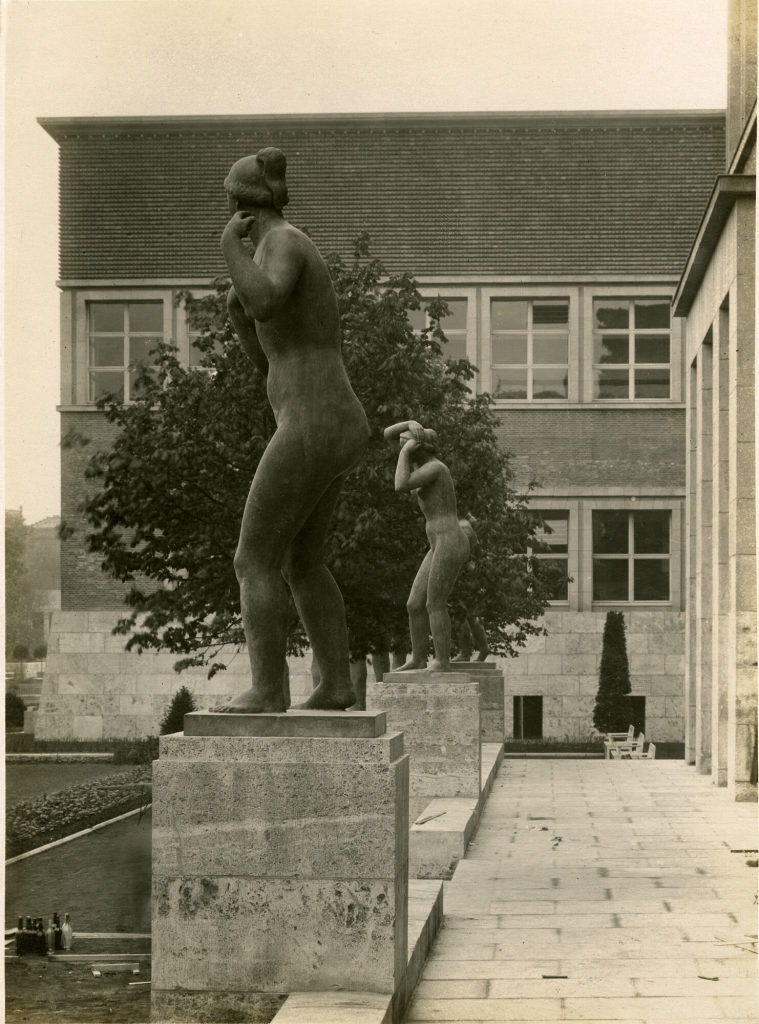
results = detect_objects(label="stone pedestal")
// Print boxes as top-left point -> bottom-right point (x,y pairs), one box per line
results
447,662 -> 504,742
366,671 -> 480,824
151,710 -> 409,1024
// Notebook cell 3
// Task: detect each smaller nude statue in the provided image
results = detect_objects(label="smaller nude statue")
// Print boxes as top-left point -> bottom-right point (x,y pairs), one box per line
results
384,420 -> 470,671
452,518 -> 490,662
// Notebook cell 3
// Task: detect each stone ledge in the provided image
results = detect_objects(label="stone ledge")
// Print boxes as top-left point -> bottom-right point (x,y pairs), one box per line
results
184,710 -> 387,738
272,879 -> 443,1024
6,752 -> 115,762
409,742 -> 503,880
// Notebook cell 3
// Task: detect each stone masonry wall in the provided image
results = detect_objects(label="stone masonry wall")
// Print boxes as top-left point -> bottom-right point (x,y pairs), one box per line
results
498,609 -> 685,743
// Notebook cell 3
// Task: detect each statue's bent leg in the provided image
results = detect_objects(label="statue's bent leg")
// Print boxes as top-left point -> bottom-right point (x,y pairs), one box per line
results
426,537 -> 469,670
396,551 -> 432,671
284,474 -> 356,711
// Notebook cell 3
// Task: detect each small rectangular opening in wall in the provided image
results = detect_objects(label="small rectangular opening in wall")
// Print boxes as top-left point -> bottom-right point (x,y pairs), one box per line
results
629,695 -> 646,736
513,695 -> 543,739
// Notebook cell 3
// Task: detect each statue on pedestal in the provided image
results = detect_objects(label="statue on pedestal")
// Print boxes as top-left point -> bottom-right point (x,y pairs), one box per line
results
384,420 -> 470,671
216,148 -> 370,713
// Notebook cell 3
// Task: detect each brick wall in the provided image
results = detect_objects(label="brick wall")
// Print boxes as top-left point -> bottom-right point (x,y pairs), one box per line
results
495,407 -> 686,490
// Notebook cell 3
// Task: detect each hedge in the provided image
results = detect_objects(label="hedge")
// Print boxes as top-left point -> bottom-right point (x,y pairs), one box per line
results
6,766 -> 152,858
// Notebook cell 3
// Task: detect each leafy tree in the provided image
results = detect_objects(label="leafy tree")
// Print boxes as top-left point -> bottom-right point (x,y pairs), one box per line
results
159,686 -> 197,735
593,610 -> 633,733
78,235 -> 560,676
5,510 -> 34,656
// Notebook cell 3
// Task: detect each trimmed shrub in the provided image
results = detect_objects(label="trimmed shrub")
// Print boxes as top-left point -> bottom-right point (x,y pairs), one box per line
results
12,644 -> 29,662
593,610 -> 633,733
159,686 -> 196,735
33,643 -> 48,660
6,691 -> 27,728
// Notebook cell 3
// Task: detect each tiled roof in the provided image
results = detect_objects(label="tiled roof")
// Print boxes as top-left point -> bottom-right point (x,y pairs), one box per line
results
40,111 -> 725,280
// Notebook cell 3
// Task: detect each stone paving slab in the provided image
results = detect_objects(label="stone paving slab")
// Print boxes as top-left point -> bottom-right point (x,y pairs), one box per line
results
403,760 -> 757,1023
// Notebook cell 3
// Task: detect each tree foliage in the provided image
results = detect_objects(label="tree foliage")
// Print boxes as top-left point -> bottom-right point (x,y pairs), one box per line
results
5,510 -> 35,655
79,234 -> 561,675
593,610 -> 633,733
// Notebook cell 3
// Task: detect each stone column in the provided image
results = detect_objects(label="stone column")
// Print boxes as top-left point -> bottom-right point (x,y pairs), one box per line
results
711,307 -> 730,786
151,710 -> 409,1022
726,240 -> 757,800
366,670 -> 480,824
684,359 -> 698,764
695,341 -> 713,774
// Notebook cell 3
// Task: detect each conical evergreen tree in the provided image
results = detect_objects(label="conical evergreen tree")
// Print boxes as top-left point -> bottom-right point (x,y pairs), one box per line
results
159,686 -> 196,735
593,611 -> 633,733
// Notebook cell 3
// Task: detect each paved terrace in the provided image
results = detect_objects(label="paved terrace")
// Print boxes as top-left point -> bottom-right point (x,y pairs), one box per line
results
405,759 -> 758,1023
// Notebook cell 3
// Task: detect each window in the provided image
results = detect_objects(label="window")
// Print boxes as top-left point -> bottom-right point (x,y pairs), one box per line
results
409,298 -> 469,362
490,299 -> 569,400
593,298 -> 671,400
531,511 -> 570,602
592,510 -> 670,602
513,696 -> 543,739
88,301 -> 163,402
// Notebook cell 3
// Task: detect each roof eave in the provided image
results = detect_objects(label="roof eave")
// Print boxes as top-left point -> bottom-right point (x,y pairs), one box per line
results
672,174 -> 756,318
37,108 -> 726,141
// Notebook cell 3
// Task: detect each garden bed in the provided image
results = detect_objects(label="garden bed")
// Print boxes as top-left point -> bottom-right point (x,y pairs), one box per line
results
6,766 -> 152,858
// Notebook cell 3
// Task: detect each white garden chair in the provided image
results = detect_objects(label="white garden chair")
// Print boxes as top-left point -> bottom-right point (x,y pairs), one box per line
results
604,725 -> 634,758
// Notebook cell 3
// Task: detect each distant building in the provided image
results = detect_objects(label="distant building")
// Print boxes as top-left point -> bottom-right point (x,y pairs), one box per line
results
673,0 -> 757,800
36,107 -> 726,741
27,515 -> 62,644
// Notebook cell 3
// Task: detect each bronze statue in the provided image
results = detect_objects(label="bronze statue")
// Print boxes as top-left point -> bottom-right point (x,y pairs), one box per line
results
384,420 -> 470,671
452,518 -> 490,662
216,148 -> 369,713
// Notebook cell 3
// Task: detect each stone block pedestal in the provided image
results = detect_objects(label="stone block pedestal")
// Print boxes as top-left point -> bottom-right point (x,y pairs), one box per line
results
448,662 -> 504,741
366,671 -> 481,824
151,710 -> 409,1024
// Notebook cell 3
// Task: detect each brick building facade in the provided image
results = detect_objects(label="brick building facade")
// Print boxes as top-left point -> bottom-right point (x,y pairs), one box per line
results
36,108 -> 726,742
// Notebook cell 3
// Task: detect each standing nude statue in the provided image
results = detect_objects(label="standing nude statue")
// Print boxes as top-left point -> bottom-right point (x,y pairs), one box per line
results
216,148 -> 370,713
384,420 -> 470,671
452,518 -> 490,662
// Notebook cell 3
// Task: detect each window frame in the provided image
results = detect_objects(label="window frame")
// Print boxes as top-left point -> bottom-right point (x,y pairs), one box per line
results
411,286 -> 478,374
582,285 -> 682,405
591,507 -> 673,605
481,286 -> 579,403
528,508 -> 571,605
73,289 -> 175,406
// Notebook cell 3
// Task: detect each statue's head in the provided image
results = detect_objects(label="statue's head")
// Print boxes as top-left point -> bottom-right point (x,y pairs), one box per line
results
400,427 -> 438,458
225,148 -> 290,212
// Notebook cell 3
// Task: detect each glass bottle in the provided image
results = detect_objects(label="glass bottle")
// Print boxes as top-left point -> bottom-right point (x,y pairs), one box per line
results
61,913 -> 73,950
45,918 -> 55,952
53,913 -> 62,950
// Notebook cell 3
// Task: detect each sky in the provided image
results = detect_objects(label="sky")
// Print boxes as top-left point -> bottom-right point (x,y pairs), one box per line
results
3,0 -> 728,525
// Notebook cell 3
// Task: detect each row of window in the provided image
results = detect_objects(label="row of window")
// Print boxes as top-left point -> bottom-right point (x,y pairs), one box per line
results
512,695 -> 646,740
410,295 -> 673,401
85,292 -> 674,404
532,509 -> 671,604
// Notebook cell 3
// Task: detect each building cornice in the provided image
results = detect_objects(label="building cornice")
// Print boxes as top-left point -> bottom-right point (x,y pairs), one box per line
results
56,274 -> 681,289
672,174 -> 756,317
38,109 -> 726,140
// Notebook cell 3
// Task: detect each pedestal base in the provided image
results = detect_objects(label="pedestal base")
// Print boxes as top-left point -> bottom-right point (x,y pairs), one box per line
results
446,663 -> 504,742
151,712 -> 408,1023
366,671 -> 481,823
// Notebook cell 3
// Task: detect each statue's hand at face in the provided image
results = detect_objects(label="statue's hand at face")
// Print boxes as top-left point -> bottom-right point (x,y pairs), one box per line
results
222,210 -> 256,245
